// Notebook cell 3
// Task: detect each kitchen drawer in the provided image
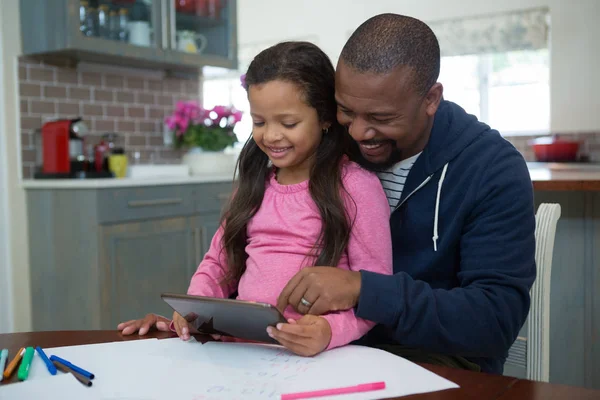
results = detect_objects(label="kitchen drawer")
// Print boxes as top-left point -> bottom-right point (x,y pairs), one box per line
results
97,185 -> 196,224
194,182 -> 234,214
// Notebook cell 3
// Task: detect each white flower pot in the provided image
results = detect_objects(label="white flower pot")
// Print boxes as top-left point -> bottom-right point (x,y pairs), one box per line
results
182,147 -> 237,177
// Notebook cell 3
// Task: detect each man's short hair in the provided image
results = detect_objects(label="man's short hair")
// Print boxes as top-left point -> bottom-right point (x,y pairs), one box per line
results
340,13 -> 441,96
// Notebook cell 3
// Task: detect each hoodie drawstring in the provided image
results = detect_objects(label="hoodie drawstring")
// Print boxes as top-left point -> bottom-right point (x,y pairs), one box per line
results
433,163 -> 449,251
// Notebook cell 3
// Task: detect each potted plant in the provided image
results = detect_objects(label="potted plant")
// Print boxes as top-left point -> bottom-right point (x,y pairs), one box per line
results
165,101 -> 243,176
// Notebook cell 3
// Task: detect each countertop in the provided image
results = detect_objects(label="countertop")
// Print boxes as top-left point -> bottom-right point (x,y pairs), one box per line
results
528,162 -> 600,191
20,163 -> 600,191
21,174 -> 234,189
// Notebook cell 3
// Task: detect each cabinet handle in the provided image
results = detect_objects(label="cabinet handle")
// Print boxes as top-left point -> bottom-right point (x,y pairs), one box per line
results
127,198 -> 183,208
193,227 -> 202,265
217,193 -> 231,201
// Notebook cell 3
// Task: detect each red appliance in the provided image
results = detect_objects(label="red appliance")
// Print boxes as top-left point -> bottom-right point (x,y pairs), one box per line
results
40,118 -> 88,175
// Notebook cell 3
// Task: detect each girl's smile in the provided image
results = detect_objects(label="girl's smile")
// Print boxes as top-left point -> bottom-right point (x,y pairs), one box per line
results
265,145 -> 293,159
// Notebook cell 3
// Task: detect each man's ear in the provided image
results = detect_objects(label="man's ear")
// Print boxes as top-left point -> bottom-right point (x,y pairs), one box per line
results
425,82 -> 444,117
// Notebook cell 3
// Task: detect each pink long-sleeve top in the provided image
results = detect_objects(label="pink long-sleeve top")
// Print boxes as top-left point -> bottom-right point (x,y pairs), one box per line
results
187,160 -> 393,350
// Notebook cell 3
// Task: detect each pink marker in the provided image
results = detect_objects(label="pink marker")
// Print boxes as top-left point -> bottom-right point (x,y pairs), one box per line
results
280,381 -> 386,400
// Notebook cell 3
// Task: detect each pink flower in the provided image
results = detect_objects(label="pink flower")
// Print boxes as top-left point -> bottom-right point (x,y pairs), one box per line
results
211,105 -> 231,120
166,100 -> 241,142
232,110 -> 243,123
165,116 -> 177,130
240,74 -> 246,88
179,119 -> 189,132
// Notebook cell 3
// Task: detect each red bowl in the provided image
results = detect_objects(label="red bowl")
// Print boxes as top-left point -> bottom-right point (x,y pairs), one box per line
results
529,136 -> 580,162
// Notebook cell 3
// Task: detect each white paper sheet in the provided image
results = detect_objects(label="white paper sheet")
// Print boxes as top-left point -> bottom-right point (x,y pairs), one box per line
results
193,342 -> 459,400
0,339 -> 459,400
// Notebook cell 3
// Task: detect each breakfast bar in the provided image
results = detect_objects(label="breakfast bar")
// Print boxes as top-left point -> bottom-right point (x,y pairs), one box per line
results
526,163 -> 600,389
529,163 -> 600,191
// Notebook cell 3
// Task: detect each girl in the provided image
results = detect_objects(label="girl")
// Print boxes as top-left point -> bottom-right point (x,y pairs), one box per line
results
118,41 -> 392,357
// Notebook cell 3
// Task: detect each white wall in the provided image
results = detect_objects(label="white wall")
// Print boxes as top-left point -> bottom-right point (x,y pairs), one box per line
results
0,1 -> 14,334
238,0 -> 600,133
0,0 -> 31,332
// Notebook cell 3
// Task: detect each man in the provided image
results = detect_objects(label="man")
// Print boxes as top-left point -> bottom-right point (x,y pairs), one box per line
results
272,13 -> 536,374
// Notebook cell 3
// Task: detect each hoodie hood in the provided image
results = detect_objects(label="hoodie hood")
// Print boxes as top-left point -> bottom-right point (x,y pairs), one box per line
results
401,100 -> 489,200
397,100 -> 492,251
424,100 -> 490,174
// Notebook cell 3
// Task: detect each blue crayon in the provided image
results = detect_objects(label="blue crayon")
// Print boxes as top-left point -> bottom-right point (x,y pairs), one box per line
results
35,346 -> 57,375
49,355 -> 94,379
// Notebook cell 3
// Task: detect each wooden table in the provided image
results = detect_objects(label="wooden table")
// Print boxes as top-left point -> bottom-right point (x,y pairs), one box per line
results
1,331 -> 599,399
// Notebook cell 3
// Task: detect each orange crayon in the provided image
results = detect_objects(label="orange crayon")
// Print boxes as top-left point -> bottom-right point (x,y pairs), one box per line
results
3,348 -> 24,379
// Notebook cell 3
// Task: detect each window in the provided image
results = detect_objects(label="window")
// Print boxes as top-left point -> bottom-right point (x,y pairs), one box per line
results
203,77 -> 251,146
431,8 -> 550,135
440,48 -> 549,134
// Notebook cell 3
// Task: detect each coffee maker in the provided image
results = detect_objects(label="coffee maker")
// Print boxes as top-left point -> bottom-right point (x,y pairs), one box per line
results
34,118 -> 110,179
34,118 -> 86,178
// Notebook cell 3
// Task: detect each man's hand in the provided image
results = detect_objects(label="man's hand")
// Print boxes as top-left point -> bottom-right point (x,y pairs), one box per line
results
172,311 -> 201,341
266,315 -> 331,356
117,313 -> 171,336
276,267 -> 362,315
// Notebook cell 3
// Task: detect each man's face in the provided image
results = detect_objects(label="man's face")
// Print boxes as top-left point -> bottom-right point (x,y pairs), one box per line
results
335,60 -> 439,170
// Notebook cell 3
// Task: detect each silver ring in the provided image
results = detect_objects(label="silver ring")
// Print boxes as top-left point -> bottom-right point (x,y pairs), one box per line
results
300,297 -> 312,308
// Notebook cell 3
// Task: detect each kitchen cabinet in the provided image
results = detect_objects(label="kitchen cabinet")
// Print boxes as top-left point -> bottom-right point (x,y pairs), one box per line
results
19,0 -> 237,72
98,216 -> 196,328
190,214 -> 221,267
26,181 -> 232,332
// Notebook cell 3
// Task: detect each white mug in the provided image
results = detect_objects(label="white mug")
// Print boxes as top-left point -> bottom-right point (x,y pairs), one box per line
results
129,21 -> 151,47
176,30 -> 208,54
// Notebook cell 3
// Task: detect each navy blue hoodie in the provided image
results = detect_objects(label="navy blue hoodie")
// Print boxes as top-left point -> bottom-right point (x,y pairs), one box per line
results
355,100 -> 536,374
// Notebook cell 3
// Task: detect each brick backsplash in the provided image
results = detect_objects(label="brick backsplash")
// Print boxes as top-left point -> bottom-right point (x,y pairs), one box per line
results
19,57 -> 202,179
19,56 -> 600,178
506,132 -> 600,163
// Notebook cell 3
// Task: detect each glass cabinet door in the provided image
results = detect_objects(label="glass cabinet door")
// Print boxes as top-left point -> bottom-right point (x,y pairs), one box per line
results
78,0 -> 156,48
170,0 -> 235,65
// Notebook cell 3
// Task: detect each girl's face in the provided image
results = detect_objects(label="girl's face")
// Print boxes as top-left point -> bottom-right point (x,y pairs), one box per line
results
249,80 -> 327,178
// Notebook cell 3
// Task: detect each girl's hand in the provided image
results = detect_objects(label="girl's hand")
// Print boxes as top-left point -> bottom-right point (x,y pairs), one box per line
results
117,313 -> 171,336
266,315 -> 332,356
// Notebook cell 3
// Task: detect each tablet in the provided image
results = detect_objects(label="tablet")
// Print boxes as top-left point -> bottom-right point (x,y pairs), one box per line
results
160,293 -> 287,344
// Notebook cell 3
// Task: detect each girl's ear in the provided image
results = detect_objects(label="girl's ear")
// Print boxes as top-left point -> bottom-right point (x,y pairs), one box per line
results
321,122 -> 331,132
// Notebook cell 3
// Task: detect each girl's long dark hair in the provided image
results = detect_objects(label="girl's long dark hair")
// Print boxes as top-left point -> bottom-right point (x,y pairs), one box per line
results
221,41 -> 359,284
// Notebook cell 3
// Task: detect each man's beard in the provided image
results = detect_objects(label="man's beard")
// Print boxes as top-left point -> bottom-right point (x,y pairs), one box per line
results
354,140 -> 404,172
